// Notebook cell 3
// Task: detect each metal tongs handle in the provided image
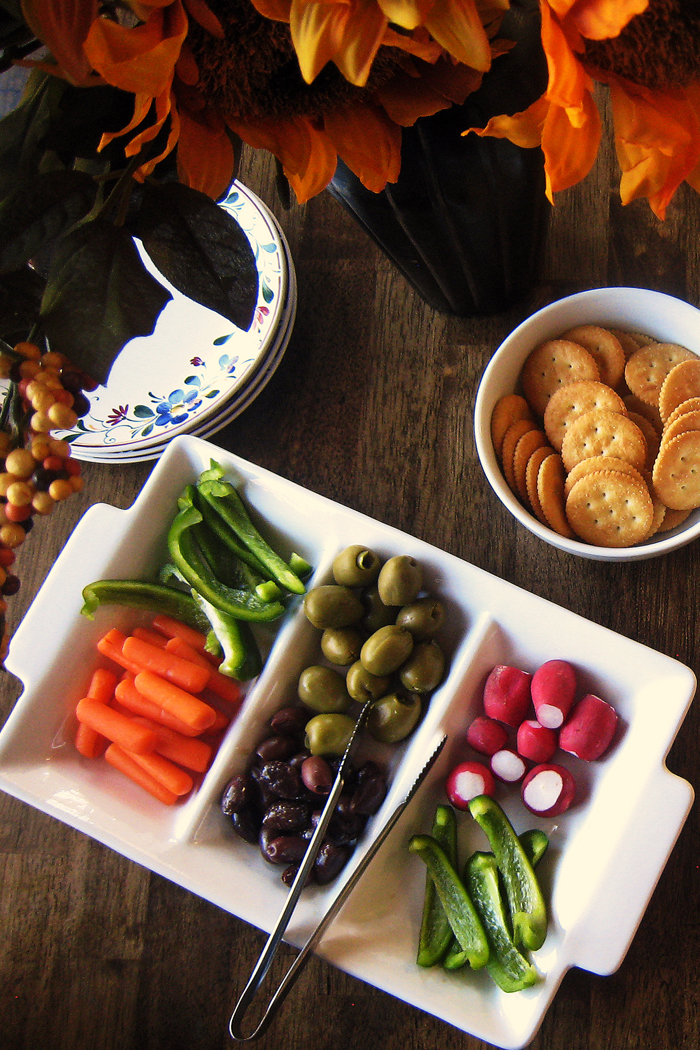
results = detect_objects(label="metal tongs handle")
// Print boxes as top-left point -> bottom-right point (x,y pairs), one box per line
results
228,730 -> 447,1042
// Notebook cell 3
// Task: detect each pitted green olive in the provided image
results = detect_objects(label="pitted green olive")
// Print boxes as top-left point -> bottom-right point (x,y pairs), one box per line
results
321,626 -> 364,666
305,713 -> 356,756
360,624 -> 414,676
396,597 -> 445,639
399,640 -> 445,693
303,584 -> 364,629
367,692 -> 422,744
332,545 -> 382,587
298,665 -> 353,713
377,555 -> 423,606
345,660 -> 391,703
360,585 -> 396,633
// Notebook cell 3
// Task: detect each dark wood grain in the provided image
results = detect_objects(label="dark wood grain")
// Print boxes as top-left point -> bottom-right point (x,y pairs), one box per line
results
1,114 -> 700,1050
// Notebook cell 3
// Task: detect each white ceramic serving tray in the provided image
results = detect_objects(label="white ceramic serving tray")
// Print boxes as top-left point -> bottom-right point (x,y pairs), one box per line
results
0,435 -> 694,1049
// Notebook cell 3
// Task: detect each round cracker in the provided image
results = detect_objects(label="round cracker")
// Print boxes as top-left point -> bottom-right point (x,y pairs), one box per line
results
560,409 -> 647,473
624,343 -> 696,406
658,359 -> 700,423
561,325 -> 626,388
663,396 -> 700,433
609,329 -> 647,360
565,470 -> 654,547
564,455 -> 646,497
657,506 -> 692,533
652,429 -> 700,510
526,446 -> 555,524
626,411 -> 660,469
660,408 -> 700,449
491,394 -> 534,458
536,453 -> 576,538
622,394 -> 663,433
543,380 -> 627,452
513,429 -> 549,505
521,339 -> 600,417
501,418 -> 537,491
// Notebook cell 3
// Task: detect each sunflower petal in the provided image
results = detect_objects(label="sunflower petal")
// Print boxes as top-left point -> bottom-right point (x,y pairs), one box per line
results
540,0 -> 591,111
424,0 -> 492,71
20,0 -> 98,85
465,94 -> 550,149
177,108 -> 235,198
377,57 -> 482,125
541,88 -> 601,198
376,0 -> 435,31
331,0 -> 388,86
324,100 -> 401,189
84,2 -> 187,97
226,113 -> 337,203
290,1 -> 349,84
569,0 -> 649,41
249,0 -> 293,19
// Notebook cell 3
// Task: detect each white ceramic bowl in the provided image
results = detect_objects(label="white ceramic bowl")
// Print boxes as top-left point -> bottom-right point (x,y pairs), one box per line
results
474,287 -> 700,562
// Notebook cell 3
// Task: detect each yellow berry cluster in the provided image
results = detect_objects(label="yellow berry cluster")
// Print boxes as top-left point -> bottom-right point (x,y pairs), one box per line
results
0,341 -> 91,660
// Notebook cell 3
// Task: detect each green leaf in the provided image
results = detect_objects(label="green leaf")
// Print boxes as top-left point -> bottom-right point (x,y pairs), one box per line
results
0,72 -> 67,195
131,181 -> 258,332
40,219 -> 171,384
0,264 -> 44,344
0,170 -> 98,273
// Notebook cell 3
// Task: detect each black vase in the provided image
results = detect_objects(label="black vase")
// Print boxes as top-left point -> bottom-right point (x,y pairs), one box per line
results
327,0 -> 550,317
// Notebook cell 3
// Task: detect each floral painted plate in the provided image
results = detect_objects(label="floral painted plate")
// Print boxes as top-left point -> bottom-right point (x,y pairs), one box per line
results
53,182 -> 291,458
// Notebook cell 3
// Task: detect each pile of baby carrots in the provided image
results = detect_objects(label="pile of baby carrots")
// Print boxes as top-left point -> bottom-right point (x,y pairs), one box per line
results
74,613 -> 244,805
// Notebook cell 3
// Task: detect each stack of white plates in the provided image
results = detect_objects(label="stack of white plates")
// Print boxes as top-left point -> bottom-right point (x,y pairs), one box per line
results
52,183 -> 296,463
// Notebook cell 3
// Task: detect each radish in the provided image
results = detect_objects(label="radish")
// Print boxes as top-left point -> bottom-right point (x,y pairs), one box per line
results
516,719 -> 557,763
482,665 -> 532,727
466,715 -> 508,756
445,761 -> 495,809
521,763 -> 576,816
559,693 -> 618,761
531,659 -> 577,729
490,748 -> 527,784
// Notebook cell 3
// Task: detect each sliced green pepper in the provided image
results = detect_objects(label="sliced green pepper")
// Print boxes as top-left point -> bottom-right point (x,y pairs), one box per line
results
80,579 -> 211,632
417,804 -> 458,967
468,795 -> 548,953
191,592 -> 262,681
408,834 -> 489,970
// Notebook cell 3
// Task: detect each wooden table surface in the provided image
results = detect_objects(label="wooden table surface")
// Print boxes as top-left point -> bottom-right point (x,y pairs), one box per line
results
1,111 -> 699,1050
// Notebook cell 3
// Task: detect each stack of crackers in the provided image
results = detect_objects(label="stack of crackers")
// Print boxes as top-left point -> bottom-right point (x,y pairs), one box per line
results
491,324 -> 700,548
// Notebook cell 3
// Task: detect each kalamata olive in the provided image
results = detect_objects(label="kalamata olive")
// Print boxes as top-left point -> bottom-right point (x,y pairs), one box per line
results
270,706 -> 310,736
326,796 -> 366,845
367,692 -> 422,744
281,865 -> 314,888
345,660 -> 390,703
332,545 -> 382,587
287,748 -> 311,770
262,800 -> 310,832
313,842 -> 351,885
298,665 -> 353,713
257,761 -> 306,799
303,585 -> 364,629
396,597 -> 445,639
259,830 -> 309,866
221,773 -> 248,815
305,713 -> 356,756
230,807 -> 261,844
256,734 -> 299,762
350,767 -> 388,815
399,640 -> 445,693
360,624 -> 414,676
321,626 -> 364,666
301,754 -> 334,794
377,555 -> 423,606
360,585 -> 396,633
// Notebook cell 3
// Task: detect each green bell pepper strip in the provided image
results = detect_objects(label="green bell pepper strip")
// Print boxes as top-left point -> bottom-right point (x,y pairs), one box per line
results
80,579 -> 211,633
408,834 -> 489,970
191,516 -> 283,604
465,852 -> 540,993
190,591 -> 262,681
417,804 -> 458,967
167,493 -> 285,623
193,487 -> 275,580
196,463 -> 307,595
468,795 -> 548,953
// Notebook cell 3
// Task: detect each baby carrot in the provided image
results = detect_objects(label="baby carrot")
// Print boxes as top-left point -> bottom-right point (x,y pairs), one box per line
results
130,715 -> 213,773
87,666 -> 118,702
126,749 -> 194,797
122,635 -> 211,694
75,666 -> 119,758
105,743 -> 179,805
132,626 -> 169,649
96,629 -> 144,676
114,675 -> 202,737
151,614 -> 209,654
164,636 -> 242,705
76,697 -> 157,755
133,670 -> 216,733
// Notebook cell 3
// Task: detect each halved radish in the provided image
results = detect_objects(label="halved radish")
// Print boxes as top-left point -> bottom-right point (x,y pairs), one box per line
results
516,719 -> 557,763
490,748 -> 527,784
482,665 -> 532,727
445,761 -> 495,809
559,693 -> 618,761
531,659 -> 577,729
521,763 -> 576,816
466,715 -> 508,756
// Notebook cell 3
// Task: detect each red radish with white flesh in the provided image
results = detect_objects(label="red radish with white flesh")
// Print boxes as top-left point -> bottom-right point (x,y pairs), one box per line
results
490,748 -> 527,784
516,719 -> 557,763
531,659 -> 577,729
445,761 -> 495,809
522,763 -> 576,816
482,665 -> 532,727
466,715 -> 508,756
559,693 -> 618,760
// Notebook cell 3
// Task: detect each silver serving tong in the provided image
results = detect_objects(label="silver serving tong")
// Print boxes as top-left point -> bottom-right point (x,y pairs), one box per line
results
228,721 -> 448,1042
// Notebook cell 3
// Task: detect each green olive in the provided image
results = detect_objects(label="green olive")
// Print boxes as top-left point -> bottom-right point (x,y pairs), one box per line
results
377,555 -> 423,606
396,597 -> 445,640
332,545 -> 382,587
305,713 -> 356,756
321,626 -> 364,666
303,584 -> 364,629
345,660 -> 391,703
360,624 -> 414,676
298,665 -> 353,713
399,640 -> 445,693
361,585 -> 396,633
367,692 -> 422,744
